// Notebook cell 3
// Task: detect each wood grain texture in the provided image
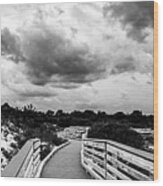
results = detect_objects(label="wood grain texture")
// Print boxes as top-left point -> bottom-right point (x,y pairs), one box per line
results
154,1 -> 158,181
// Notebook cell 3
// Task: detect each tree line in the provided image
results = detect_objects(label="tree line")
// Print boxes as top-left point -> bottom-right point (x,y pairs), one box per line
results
1,103 -> 154,151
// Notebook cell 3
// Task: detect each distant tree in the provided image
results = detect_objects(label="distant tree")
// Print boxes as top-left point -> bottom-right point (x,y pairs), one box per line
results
88,122 -> 145,150
131,110 -> 142,118
1,103 -> 10,110
55,110 -> 63,117
46,110 -> 54,116
71,110 -> 83,118
113,112 -> 126,119
97,111 -> 107,117
83,110 -> 96,119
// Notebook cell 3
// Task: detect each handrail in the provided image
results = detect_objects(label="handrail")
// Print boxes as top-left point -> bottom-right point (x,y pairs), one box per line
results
81,137 -> 154,180
83,138 -> 153,161
2,138 -> 41,177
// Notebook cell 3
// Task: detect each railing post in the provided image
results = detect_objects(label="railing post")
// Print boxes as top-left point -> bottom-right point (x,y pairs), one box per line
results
32,140 -> 35,177
81,139 -> 84,164
104,141 -> 107,179
92,141 -> 95,162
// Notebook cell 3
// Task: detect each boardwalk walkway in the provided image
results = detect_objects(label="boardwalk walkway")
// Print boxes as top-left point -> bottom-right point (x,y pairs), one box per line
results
41,140 -> 91,179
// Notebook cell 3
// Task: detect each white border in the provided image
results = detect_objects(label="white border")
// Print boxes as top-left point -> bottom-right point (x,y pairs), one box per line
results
0,0 -> 162,186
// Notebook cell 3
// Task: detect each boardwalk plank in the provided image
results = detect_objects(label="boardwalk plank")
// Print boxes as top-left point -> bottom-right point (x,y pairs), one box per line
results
41,140 -> 91,179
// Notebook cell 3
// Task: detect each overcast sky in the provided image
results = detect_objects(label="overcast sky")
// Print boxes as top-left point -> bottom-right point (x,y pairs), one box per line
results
1,1 -> 154,114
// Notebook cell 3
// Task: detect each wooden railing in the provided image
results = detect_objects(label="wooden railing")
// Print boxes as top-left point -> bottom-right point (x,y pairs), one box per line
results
2,138 -> 41,177
81,138 -> 154,180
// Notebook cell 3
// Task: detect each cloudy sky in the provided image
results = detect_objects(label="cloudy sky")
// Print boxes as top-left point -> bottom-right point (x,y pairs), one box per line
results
1,1 -> 154,114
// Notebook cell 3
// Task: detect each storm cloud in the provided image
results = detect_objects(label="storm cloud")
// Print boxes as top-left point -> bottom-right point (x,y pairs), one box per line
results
1,28 -> 22,61
1,2 -> 154,113
111,56 -> 136,74
18,89 -> 57,98
1,26 -> 106,86
104,1 -> 154,42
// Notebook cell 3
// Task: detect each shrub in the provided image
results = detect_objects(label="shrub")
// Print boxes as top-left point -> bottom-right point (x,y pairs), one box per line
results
2,149 -> 12,160
88,123 -> 145,150
40,144 -> 51,160
10,142 -> 17,149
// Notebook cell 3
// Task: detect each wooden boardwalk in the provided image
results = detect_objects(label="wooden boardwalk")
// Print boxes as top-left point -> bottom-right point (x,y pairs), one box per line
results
41,140 -> 91,179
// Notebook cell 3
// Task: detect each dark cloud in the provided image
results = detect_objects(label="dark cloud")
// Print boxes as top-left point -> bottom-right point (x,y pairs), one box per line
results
131,76 -> 137,81
19,90 -> 57,98
1,26 -> 106,87
147,81 -> 152,85
1,28 -> 22,61
51,82 -> 80,89
103,1 -> 154,42
22,26 -> 106,85
2,71 -> 57,98
111,56 -> 136,74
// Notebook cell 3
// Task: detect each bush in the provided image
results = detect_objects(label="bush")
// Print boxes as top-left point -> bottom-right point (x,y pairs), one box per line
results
10,142 -> 17,149
88,123 -> 145,150
52,137 -> 67,146
40,144 -> 51,160
2,149 -> 12,160
14,136 -> 27,149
